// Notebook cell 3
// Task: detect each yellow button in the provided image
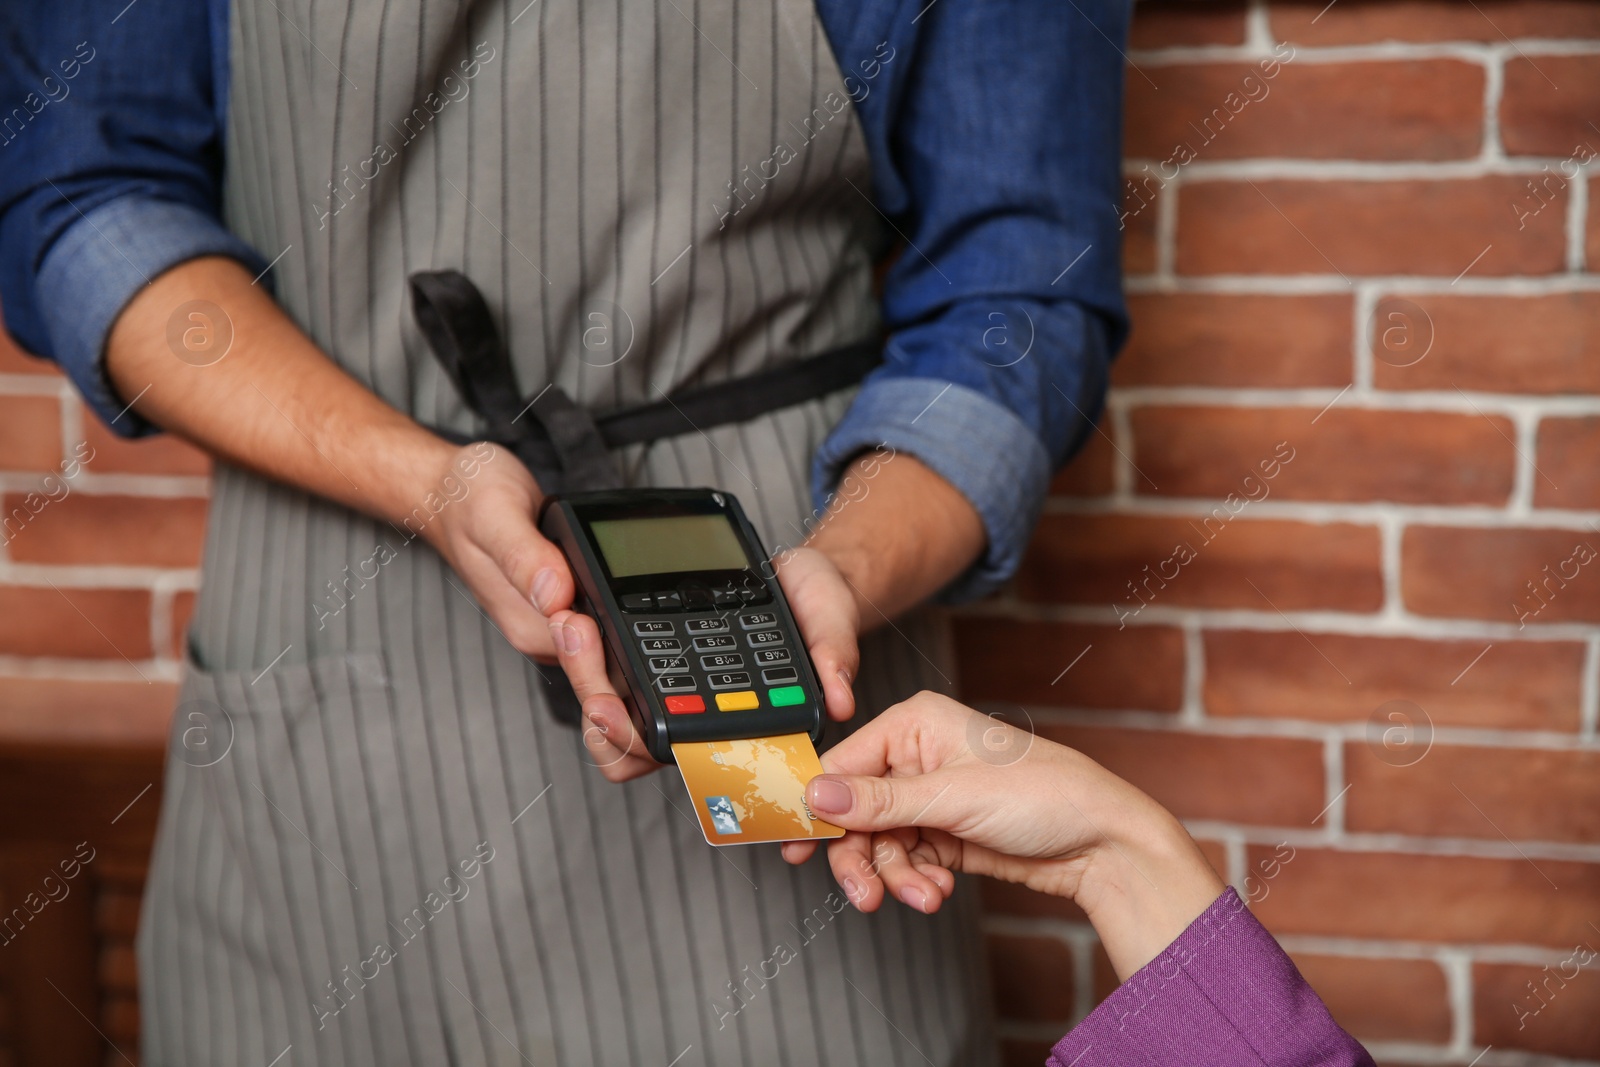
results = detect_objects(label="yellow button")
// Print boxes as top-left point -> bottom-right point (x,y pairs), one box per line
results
715,690 -> 759,711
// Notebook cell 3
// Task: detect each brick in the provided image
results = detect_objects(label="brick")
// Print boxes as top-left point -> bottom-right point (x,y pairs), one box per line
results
1114,294 -> 1351,388
1000,1039 -> 1058,1067
1502,56 -> 1600,157
1346,743 -> 1600,844
1038,725 -> 1326,826
1050,428 -> 1115,498
983,876 -> 1088,925
169,590 -> 197,659
1535,417 -> 1600,509
1130,406 -> 1515,505
1248,847 -> 1600,946
987,933 -> 1074,1022
82,413 -> 210,476
99,943 -> 137,991
953,618 -> 1185,712
1272,0 -> 1600,44
1177,178 -> 1567,276
3,495 -> 208,568
1126,60 -> 1482,162
1373,292 -> 1600,394
1289,954 -> 1451,1043
1204,630 -> 1583,732
1130,0 -> 1247,48
1016,515 -> 1384,614
1402,526 -> 1600,624
0,329 -> 58,376
0,677 -> 175,746
1475,961 -> 1600,1059
982,839 -> 1229,930
0,587 -> 153,660
1121,175 -> 1162,274
0,397 -> 62,472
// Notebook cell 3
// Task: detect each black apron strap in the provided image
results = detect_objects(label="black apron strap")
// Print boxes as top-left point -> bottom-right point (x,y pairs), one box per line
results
408,270 -> 526,440
408,268 -> 880,727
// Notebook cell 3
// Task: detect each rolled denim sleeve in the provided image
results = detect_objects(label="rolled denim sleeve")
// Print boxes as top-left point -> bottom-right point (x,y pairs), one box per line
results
813,301 -> 1111,602
0,0 -> 262,437
812,0 -> 1129,601
38,197 -> 266,435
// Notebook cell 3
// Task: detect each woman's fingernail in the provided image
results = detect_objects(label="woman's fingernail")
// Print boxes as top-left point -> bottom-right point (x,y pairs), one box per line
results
836,667 -> 852,688
558,621 -> 583,654
900,886 -> 927,912
808,776 -> 853,814
531,568 -> 559,614
842,877 -> 862,902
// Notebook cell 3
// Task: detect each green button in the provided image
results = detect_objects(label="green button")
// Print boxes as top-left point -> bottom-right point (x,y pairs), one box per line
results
767,685 -> 806,707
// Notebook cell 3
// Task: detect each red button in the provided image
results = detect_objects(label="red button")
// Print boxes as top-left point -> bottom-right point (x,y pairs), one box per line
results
665,695 -> 705,714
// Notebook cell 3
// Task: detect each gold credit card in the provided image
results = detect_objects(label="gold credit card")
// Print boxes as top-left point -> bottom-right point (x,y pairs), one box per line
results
671,733 -> 845,847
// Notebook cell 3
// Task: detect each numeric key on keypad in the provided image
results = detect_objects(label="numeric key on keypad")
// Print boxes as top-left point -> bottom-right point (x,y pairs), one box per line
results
639,637 -> 682,654
752,647 -> 791,665
648,656 -> 689,674
634,621 -> 674,635
707,672 -> 752,690
739,612 -> 777,630
747,630 -> 784,647
685,618 -> 729,634
700,653 -> 745,670
693,634 -> 737,652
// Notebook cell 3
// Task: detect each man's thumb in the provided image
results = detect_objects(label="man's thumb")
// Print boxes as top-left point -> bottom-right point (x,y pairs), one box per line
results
805,772 -> 952,831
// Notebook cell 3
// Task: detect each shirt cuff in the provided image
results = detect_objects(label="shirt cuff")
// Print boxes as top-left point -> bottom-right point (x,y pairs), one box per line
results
1049,889 -> 1374,1067
811,377 -> 1050,603
37,196 -> 269,438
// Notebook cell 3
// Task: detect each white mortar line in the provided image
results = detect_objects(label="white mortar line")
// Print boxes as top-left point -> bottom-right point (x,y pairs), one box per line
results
1483,46 -> 1506,165
0,657 -> 181,683
1108,384 -> 1600,420
1154,164 -> 1179,281
1038,494 -> 1600,530
1352,281 -> 1379,391
1508,409 -> 1538,516
1224,834 -> 1248,890
1581,636 -> 1599,741
0,374 -> 68,397
57,383 -> 83,469
1441,948 -> 1475,1057
1126,273 -> 1600,296
1068,925 -> 1098,1026
1125,156 -> 1585,182
1274,935 -> 1595,969
1180,617 -> 1206,725
1107,403 -> 1137,503
0,563 -> 201,589
1567,158 -> 1590,274
1379,512 -> 1406,622
1127,38 -> 1600,66
1244,0 -> 1272,55
1320,735 -> 1346,837
1012,702 -> 1600,756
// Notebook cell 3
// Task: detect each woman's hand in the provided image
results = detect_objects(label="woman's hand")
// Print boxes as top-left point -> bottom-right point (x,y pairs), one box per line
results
782,691 -> 1225,980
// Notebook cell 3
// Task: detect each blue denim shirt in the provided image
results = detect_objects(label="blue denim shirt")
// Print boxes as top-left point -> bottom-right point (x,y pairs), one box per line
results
0,0 -> 1128,600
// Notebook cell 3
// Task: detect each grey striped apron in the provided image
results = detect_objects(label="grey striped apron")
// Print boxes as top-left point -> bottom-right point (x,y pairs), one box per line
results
136,1 -> 995,1064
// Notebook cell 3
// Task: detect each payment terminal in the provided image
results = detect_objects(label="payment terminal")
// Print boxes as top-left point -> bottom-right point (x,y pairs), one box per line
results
538,489 -> 825,765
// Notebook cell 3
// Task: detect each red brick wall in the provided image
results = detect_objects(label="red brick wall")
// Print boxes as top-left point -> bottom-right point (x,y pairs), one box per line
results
3,2 -> 1600,1064
971,2 -> 1600,1064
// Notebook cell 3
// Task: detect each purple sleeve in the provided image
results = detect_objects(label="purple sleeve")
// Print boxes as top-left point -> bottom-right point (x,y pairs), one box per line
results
1047,889 -> 1375,1067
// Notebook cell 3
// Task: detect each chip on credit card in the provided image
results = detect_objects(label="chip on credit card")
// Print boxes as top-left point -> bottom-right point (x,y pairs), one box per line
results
672,733 -> 845,846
